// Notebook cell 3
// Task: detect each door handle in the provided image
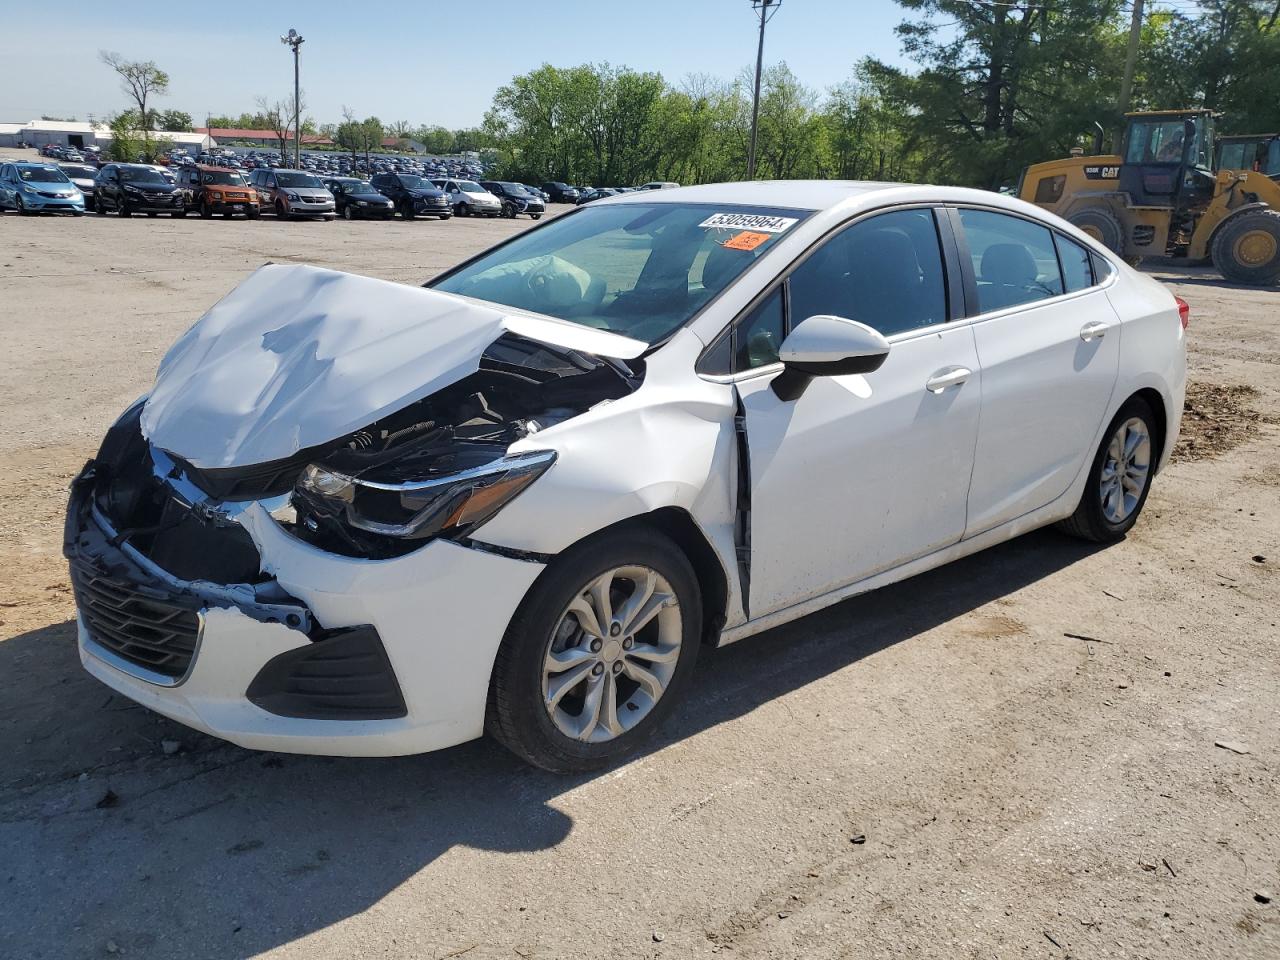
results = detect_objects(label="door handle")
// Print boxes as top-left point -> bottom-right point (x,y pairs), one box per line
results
1079,321 -> 1110,342
925,366 -> 972,393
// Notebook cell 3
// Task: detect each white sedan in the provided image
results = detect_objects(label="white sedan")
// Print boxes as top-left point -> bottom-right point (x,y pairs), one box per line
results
66,181 -> 1186,771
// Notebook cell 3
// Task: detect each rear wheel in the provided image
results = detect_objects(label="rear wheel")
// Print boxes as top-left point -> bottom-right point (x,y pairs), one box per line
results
1057,397 -> 1157,543
1212,209 -> 1280,286
1068,207 -> 1124,254
487,528 -> 702,773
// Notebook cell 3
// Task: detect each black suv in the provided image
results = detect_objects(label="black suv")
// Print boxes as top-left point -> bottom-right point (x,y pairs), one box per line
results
324,177 -> 396,220
479,181 -> 545,220
369,173 -> 451,220
95,164 -> 186,217
541,181 -> 581,203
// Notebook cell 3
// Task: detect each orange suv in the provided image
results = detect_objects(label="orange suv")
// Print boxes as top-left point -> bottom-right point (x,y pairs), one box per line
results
176,165 -> 261,219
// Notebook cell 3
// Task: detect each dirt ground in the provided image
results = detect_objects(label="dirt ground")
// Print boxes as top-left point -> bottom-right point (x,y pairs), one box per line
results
1,165 -> 1278,959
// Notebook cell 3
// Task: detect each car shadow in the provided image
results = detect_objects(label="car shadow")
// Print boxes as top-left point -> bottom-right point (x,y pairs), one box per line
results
0,528 -> 1102,958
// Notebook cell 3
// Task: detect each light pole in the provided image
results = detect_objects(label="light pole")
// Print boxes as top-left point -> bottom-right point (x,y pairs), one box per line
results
747,0 -> 781,180
280,28 -> 304,169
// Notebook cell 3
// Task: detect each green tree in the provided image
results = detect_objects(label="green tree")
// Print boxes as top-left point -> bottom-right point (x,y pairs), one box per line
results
104,112 -> 143,162
865,0 -> 1128,187
99,51 -> 171,159
157,109 -> 192,132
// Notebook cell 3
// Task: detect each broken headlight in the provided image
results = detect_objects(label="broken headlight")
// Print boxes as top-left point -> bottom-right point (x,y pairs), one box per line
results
294,449 -> 556,543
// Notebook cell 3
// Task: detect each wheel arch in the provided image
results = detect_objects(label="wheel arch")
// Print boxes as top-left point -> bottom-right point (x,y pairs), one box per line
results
507,506 -> 731,649
1127,386 -> 1170,473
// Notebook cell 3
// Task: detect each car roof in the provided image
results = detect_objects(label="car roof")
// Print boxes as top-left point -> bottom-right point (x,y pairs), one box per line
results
594,179 -> 1045,216
13,160 -> 58,168
195,164 -> 241,171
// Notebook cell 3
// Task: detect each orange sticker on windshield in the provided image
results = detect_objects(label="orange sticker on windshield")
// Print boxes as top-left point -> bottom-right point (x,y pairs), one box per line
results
722,231 -> 771,251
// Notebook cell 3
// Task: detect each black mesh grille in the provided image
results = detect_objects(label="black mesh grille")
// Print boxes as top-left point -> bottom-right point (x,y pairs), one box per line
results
70,560 -> 200,678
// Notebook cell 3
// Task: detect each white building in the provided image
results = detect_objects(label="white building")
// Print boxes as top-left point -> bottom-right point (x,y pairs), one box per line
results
0,119 -> 213,154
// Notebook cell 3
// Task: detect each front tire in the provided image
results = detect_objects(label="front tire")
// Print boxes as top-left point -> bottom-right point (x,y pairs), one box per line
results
487,527 -> 702,773
1068,207 -> 1124,254
343,205 -> 354,220
1212,209 -> 1280,286
1057,397 -> 1158,543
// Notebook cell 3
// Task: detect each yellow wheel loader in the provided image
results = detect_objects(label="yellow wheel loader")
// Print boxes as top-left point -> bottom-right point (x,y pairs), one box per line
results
1019,110 -> 1280,286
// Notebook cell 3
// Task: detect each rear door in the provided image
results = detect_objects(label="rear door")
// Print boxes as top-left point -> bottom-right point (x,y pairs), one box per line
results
951,206 -> 1121,537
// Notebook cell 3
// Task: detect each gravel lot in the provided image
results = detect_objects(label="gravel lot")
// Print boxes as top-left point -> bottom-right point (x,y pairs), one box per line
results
1,175 -> 1278,959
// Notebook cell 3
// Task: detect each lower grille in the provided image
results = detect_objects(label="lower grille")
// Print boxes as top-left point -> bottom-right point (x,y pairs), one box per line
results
70,560 -> 200,679
247,626 -> 406,720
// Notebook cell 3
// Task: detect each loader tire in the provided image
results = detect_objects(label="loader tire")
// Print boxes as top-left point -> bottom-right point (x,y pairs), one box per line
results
1068,208 -> 1124,255
1212,209 -> 1280,286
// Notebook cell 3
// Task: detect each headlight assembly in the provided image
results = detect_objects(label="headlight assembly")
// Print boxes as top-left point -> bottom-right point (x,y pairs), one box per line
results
294,449 -> 556,544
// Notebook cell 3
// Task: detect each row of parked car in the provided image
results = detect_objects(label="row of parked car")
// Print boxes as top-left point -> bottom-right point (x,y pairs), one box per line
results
0,159 -> 556,221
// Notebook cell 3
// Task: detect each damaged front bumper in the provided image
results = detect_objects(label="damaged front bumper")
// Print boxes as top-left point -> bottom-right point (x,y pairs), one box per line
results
65,462 -> 545,757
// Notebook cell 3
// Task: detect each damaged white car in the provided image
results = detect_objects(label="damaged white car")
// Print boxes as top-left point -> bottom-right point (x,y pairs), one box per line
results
67,182 -> 1186,771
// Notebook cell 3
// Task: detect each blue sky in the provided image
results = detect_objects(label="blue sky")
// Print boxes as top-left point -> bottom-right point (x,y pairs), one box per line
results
1,1 -> 914,129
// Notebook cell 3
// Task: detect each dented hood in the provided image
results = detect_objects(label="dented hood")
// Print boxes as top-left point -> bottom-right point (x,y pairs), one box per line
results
141,263 -> 646,470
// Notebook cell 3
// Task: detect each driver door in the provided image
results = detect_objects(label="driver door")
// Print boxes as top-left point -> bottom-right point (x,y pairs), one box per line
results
736,207 -> 982,619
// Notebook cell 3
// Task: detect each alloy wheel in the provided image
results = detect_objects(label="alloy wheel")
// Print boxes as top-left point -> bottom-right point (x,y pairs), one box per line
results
541,565 -> 682,743
1099,417 -> 1151,524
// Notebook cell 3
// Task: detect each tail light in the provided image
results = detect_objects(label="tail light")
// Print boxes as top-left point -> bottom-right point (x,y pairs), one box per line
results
1175,296 -> 1190,330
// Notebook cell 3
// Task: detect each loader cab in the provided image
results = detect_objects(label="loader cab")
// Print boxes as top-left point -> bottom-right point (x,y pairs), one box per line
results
1217,134 -> 1280,178
1119,111 -> 1217,208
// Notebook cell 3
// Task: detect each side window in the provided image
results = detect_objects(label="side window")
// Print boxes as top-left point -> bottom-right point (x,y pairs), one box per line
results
788,208 -> 948,337
1055,233 -> 1094,293
958,208 -> 1064,313
698,288 -> 785,376
1091,253 -> 1115,283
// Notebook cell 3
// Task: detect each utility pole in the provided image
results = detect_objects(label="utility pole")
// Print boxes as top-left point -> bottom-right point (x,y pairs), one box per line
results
280,28 -> 304,168
1115,0 -> 1144,154
747,0 -> 781,180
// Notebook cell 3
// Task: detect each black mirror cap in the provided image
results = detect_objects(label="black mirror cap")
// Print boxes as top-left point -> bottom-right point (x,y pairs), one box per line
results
770,350 -> 887,402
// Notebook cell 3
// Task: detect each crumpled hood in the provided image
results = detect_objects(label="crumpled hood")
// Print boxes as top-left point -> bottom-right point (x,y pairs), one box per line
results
141,263 -> 646,470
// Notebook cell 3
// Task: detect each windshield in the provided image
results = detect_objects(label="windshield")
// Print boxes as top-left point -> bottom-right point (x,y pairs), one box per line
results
275,172 -> 322,188
1126,117 -> 1211,168
18,167 -> 70,183
396,175 -> 434,190
119,167 -> 167,184
432,203 -> 810,343
458,181 -> 485,193
498,182 -> 527,195
60,165 -> 97,179
203,170 -> 247,185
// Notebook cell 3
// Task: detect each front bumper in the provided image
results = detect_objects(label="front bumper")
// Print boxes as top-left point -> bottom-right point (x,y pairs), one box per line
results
285,200 -> 336,216
67,464 -> 544,756
206,197 -> 259,214
22,192 -> 84,211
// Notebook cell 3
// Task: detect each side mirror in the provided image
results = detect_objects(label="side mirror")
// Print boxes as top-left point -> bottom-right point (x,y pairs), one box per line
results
771,314 -> 891,401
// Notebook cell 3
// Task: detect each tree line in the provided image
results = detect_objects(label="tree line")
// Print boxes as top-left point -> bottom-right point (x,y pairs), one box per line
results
481,0 -> 1280,188
96,0 -> 1278,181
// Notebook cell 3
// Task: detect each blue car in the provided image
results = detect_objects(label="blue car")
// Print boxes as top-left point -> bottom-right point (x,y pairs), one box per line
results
0,161 -> 85,215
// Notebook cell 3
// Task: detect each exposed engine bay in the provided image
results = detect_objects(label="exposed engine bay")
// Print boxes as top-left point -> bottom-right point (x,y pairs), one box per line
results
87,333 -> 641,581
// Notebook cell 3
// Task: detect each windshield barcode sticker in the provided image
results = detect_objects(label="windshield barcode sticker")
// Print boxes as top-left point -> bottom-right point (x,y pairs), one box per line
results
699,212 -> 799,233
